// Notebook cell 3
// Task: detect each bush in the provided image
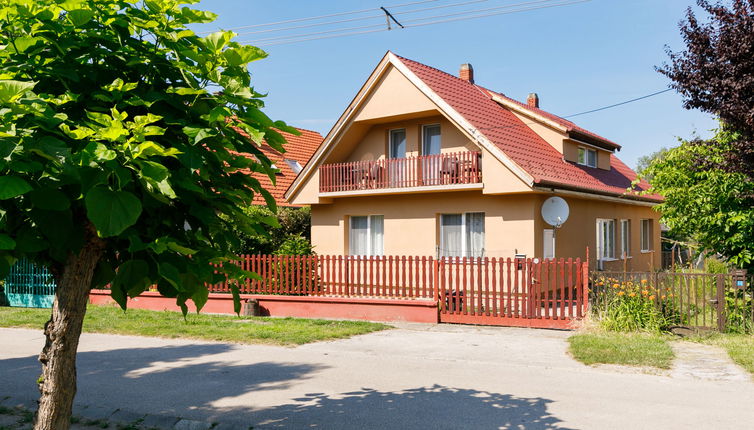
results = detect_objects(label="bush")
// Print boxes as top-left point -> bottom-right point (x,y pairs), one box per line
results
592,277 -> 684,332
228,206 -> 311,255
275,236 -> 314,256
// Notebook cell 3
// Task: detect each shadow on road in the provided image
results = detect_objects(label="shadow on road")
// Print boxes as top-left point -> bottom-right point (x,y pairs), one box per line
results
2,344 -> 571,428
246,384 -> 573,430
0,343 -> 327,418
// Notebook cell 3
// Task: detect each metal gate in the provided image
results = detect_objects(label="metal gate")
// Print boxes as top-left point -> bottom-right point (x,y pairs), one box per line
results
591,271 -> 753,333
1,259 -> 56,308
437,257 -> 588,329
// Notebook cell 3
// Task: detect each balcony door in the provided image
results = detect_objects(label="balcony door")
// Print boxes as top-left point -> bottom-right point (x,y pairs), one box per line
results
388,129 -> 406,187
421,124 -> 441,185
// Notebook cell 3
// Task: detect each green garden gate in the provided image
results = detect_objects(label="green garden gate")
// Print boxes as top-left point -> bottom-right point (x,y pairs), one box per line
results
1,259 -> 56,308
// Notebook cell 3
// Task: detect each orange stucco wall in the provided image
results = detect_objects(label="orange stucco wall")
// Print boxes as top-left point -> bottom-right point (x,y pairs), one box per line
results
343,116 -> 476,163
311,191 -> 538,258
533,194 -> 661,270
311,191 -> 661,270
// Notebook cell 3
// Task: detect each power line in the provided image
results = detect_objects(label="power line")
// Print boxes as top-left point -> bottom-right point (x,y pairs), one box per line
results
196,0 -> 442,34
239,0 -> 587,46
563,88 -> 674,118
403,0 -> 574,26
477,88 -> 675,132
231,0 -> 494,37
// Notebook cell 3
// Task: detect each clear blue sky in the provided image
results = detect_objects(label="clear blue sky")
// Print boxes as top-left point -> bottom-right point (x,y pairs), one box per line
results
194,0 -> 716,169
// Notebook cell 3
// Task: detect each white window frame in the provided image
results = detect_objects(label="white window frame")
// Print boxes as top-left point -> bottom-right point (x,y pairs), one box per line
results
620,219 -> 631,259
421,124 -> 441,156
439,212 -> 485,258
577,147 -> 597,168
349,215 -> 384,256
640,219 -> 653,253
596,218 -> 616,261
389,128 -> 406,159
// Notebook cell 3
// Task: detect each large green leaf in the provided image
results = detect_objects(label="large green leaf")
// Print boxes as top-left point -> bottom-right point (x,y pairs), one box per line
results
0,234 -> 16,250
112,259 -> 150,300
67,9 -> 95,27
0,176 -> 32,200
85,187 -> 142,237
30,188 -> 70,210
0,80 -> 36,103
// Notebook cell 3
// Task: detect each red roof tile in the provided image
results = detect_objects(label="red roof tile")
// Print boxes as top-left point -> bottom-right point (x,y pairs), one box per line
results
394,54 -> 660,202
236,128 -> 323,207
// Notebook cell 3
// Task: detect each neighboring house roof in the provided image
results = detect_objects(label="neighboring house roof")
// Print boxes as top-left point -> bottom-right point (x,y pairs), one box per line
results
237,128 -> 323,207
393,54 -> 659,202
285,52 -> 660,204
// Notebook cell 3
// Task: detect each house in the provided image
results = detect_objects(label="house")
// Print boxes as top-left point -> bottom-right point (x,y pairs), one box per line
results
238,127 -> 323,207
285,52 -> 662,271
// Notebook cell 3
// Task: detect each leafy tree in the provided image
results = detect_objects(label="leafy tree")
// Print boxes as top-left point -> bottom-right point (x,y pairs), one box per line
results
642,127 -> 754,269
0,1 -> 292,428
230,205 -> 311,255
658,0 -> 754,178
635,147 -> 669,180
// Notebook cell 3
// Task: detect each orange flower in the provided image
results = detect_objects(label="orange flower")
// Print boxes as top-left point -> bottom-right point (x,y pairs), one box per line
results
649,295 -> 656,300
629,292 -> 636,297
661,295 -> 666,300
641,279 -> 648,284
617,291 -> 625,296
612,283 -> 620,288
641,290 -> 649,296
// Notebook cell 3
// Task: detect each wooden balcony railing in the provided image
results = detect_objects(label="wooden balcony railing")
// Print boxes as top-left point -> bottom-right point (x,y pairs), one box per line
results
319,151 -> 482,193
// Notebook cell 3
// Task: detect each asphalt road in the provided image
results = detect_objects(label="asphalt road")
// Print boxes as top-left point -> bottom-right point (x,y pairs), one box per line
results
1,324 -> 752,429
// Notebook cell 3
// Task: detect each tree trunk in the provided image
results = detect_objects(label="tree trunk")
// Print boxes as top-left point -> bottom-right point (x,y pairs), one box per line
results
34,231 -> 105,430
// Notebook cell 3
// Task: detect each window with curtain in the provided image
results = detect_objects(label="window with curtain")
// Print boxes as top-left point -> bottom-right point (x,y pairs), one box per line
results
578,147 -> 597,168
640,219 -> 653,252
422,124 -> 441,155
389,129 -> 406,159
620,219 -> 631,258
349,215 -> 384,256
596,219 -> 615,260
440,212 -> 485,258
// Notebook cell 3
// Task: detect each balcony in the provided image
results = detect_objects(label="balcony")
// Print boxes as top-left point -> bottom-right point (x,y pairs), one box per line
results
319,151 -> 482,194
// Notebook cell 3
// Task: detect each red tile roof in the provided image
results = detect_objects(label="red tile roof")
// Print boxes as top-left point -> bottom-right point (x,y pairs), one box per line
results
236,128 -> 323,207
394,54 -> 660,202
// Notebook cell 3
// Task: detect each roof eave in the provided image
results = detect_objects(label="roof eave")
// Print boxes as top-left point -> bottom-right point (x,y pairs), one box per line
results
533,180 -> 663,205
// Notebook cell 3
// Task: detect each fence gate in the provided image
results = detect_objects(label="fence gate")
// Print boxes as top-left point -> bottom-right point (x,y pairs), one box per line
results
1,259 -> 56,308
437,257 -> 588,329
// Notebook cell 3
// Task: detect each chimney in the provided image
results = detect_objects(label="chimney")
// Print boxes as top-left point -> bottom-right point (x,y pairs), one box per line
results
459,63 -> 474,84
527,93 -> 539,108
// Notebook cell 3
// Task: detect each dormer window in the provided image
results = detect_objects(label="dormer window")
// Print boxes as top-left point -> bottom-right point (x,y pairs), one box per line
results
577,147 -> 597,168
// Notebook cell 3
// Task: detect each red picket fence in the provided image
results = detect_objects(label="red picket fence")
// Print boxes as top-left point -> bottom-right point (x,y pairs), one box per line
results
210,255 -> 587,328
213,255 -> 436,300
437,257 -> 588,327
319,151 -> 482,193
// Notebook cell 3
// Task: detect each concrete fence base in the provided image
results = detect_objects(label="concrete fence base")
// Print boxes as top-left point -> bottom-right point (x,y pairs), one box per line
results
89,290 -> 439,324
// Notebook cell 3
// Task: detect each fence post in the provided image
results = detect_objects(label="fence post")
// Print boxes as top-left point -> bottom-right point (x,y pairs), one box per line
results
581,261 -> 589,317
716,274 -> 726,332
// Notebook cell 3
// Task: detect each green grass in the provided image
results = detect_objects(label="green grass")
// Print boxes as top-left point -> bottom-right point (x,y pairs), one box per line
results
689,334 -> 754,375
568,332 -> 675,368
0,305 -> 390,346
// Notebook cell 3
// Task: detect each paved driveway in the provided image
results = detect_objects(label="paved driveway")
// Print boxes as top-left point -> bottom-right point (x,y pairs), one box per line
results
1,324 -> 753,429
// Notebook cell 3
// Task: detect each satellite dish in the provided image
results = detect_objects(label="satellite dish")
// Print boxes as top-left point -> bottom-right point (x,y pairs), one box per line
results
541,197 -> 569,228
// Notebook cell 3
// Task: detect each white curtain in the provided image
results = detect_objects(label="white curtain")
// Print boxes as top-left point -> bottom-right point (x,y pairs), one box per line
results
441,214 -> 463,258
349,216 -> 369,256
422,125 -> 441,155
466,212 -> 485,258
369,215 -> 384,256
